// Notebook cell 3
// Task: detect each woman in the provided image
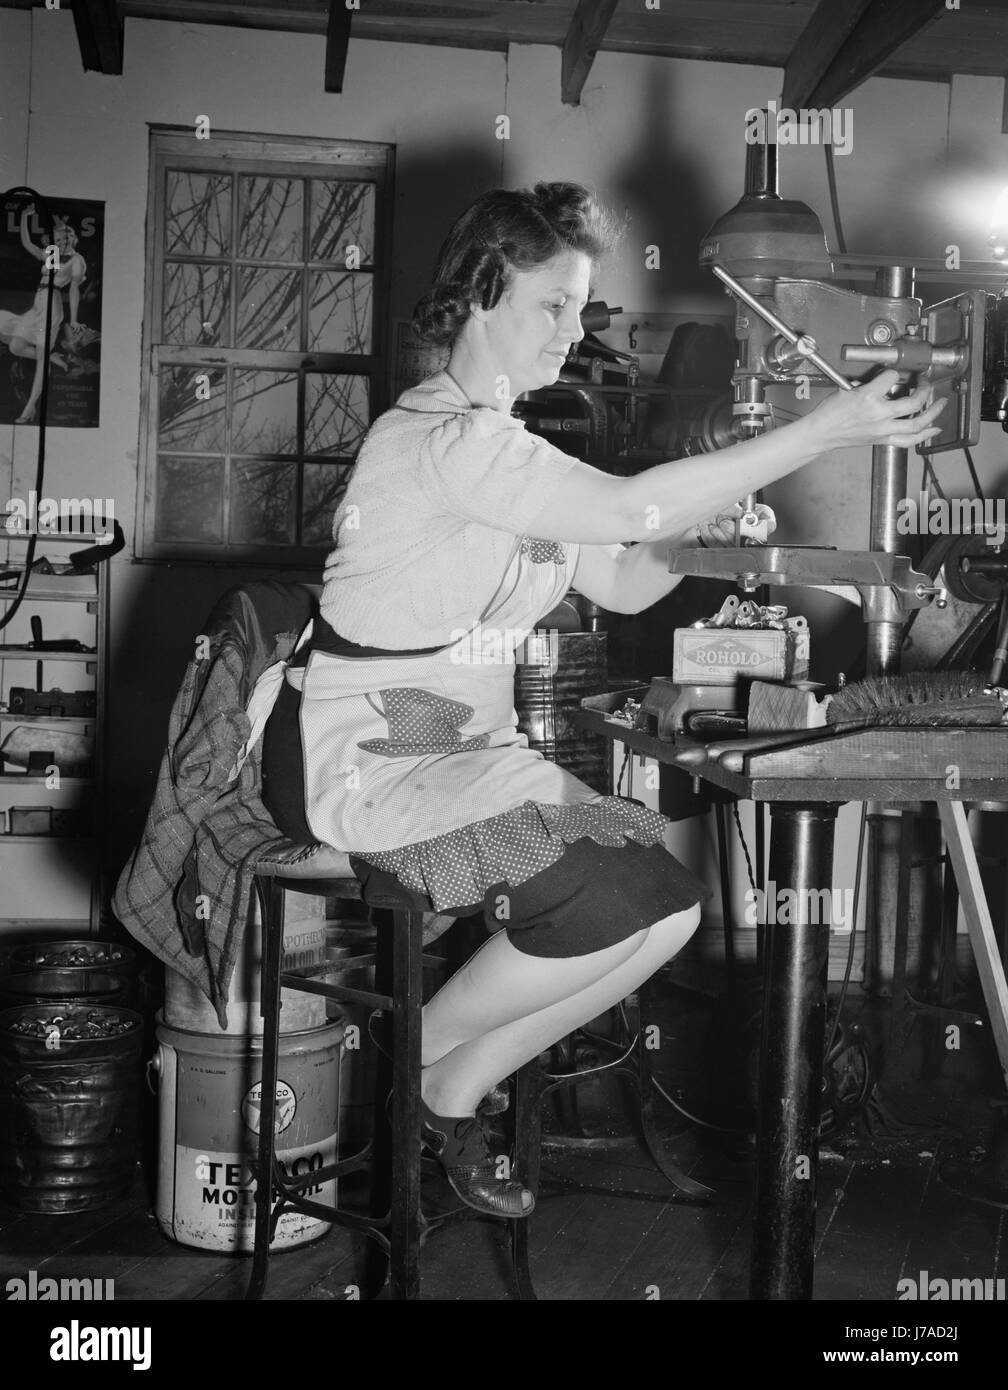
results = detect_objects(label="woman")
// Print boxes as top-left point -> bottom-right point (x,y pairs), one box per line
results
0,209 -> 87,424
261,182 -> 943,1218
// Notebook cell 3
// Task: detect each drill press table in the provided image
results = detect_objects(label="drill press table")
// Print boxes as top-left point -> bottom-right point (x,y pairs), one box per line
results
572,706 -> 1008,1300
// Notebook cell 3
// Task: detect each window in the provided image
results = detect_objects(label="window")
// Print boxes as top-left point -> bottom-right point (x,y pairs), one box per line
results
137,128 -> 393,561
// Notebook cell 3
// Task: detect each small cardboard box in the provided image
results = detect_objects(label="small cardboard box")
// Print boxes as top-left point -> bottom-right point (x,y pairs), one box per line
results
673,626 -> 809,686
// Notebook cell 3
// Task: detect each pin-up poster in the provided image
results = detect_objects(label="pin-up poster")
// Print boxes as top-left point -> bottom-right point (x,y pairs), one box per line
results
0,195 -> 104,427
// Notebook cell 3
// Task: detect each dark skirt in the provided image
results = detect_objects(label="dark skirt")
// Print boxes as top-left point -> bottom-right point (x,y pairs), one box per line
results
350,836 -> 712,959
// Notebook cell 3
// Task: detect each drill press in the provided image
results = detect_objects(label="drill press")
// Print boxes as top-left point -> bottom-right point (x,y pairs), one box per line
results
677,137 -> 982,677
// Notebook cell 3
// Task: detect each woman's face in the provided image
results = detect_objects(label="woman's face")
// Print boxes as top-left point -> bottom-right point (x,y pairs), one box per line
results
475,249 -> 591,396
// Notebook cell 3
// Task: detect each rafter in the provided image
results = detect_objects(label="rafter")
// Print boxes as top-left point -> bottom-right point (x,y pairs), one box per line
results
783,0 -> 946,111
325,0 -> 352,93
561,0 -> 617,107
71,0 -> 124,75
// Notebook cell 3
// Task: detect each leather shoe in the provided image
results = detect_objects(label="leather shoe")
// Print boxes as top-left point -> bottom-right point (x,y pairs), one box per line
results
420,1098 -> 534,1219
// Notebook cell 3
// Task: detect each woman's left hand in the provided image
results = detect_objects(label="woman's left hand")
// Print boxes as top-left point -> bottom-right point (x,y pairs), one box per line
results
695,502 -> 776,547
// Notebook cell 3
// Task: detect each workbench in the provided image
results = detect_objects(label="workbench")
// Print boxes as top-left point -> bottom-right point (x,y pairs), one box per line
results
572,697 -> 1008,1300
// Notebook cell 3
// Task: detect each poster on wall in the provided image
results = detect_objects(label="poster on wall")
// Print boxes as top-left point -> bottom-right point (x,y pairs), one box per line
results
0,195 -> 104,428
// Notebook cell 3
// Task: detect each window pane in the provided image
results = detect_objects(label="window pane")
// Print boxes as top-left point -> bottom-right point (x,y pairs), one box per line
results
303,462 -> 353,546
230,460 -> 296,545
158,366 -> 226,453
163,262 -> 230,346
236,266 -> 301,349
310,180 -> 375,263
305,374 -> 370,456
156,456 -> 224,542
165,170 -> 231,257
308,272 -> 372,354
232,371 -> 298,455
238,177 -> 304,262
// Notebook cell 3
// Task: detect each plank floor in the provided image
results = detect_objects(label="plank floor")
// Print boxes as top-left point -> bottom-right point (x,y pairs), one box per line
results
2,974 -> 1006,1303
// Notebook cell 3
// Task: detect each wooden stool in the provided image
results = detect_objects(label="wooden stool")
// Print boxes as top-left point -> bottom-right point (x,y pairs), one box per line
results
244,842 -> 539,1300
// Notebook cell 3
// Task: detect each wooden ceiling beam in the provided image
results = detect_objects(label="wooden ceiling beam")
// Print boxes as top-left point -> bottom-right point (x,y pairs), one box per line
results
781,0 -> 874,109
561,0 -> 617,106
784,0 -> 946,111
71,0 -> 124,74
325,0 -> 352,91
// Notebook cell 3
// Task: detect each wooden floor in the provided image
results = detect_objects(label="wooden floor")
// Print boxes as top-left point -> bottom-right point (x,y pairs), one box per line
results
2,972 -> 1007,1303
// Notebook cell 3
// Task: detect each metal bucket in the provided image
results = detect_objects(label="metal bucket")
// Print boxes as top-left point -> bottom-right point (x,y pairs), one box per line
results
151,1015 -> 344,1254
514,631 -> 610,793
0,939 -> 137,1012
0,1003 -> 143,1213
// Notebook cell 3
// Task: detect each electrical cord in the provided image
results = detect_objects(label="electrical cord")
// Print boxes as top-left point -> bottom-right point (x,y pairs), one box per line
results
962,447 -> 985,503
824,143 -> 847,258
0,187 -> 57,634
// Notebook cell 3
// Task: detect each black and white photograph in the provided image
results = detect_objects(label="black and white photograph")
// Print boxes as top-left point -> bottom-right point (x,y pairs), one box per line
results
2,0 -> 1008,1354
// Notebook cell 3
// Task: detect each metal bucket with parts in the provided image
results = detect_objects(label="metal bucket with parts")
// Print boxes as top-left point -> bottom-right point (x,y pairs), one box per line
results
0,1003 -> 143,1213
0,939 -> 137,1012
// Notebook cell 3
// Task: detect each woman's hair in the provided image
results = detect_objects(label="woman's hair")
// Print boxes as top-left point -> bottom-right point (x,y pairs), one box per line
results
413,182 -> 622,346
52,219 -> 79,248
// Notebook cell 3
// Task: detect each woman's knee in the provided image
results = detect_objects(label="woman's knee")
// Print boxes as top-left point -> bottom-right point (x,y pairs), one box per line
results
650,901 -> 702,956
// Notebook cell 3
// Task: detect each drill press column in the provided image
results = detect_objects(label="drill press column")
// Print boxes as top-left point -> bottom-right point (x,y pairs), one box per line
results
867,265 -> 916,679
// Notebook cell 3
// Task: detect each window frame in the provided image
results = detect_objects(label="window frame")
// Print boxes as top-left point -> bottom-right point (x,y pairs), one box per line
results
136,126 -> 395,563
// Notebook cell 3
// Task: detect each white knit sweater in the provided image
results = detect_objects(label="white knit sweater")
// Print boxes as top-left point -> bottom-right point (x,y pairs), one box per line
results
320,371 -> 579,646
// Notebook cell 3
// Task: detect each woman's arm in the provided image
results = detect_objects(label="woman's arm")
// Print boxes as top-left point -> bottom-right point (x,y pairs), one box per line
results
67,256 -> 85,326
525,372 -> 945,546
19,208 -> 44,262
574,533 -> 692,614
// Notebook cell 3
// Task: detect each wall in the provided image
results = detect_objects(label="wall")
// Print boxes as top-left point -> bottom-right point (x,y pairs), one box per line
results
2,9 -> 1006,947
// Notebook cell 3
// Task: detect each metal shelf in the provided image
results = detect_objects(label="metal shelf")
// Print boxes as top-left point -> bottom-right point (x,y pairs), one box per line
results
0,713 -> 95,724
0,651 -> 97,662
0,544 -> 107,935
3,835 -> 97,845
0,583 -> 98,603
0,775 -> 93,784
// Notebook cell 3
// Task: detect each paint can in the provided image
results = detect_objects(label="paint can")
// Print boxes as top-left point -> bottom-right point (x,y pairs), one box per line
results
150,1015 -> 344,1253
164,890 -> 327,1034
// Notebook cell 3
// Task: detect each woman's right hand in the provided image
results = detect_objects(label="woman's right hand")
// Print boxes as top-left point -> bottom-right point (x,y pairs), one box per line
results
807,369 -> 946,452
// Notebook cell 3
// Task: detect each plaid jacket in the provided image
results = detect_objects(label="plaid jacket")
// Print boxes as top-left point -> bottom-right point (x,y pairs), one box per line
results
112,581 -> 317,1028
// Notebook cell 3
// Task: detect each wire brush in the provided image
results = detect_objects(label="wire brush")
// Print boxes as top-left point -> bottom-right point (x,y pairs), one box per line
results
825,669 -> 1008,729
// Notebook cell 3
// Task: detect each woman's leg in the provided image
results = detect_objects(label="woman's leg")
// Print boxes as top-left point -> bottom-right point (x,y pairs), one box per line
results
421,904 -> 700,1115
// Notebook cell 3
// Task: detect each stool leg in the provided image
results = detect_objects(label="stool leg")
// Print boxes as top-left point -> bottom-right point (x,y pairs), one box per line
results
510,1059 -> 542,1301
365,910 -> 394,1297
247,876 -> 284,1300
387,906 -> 424,1300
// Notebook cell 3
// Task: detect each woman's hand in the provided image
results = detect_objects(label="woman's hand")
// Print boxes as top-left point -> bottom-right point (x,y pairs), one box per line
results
807,369 -> 946,451
695,501 -> 776,547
